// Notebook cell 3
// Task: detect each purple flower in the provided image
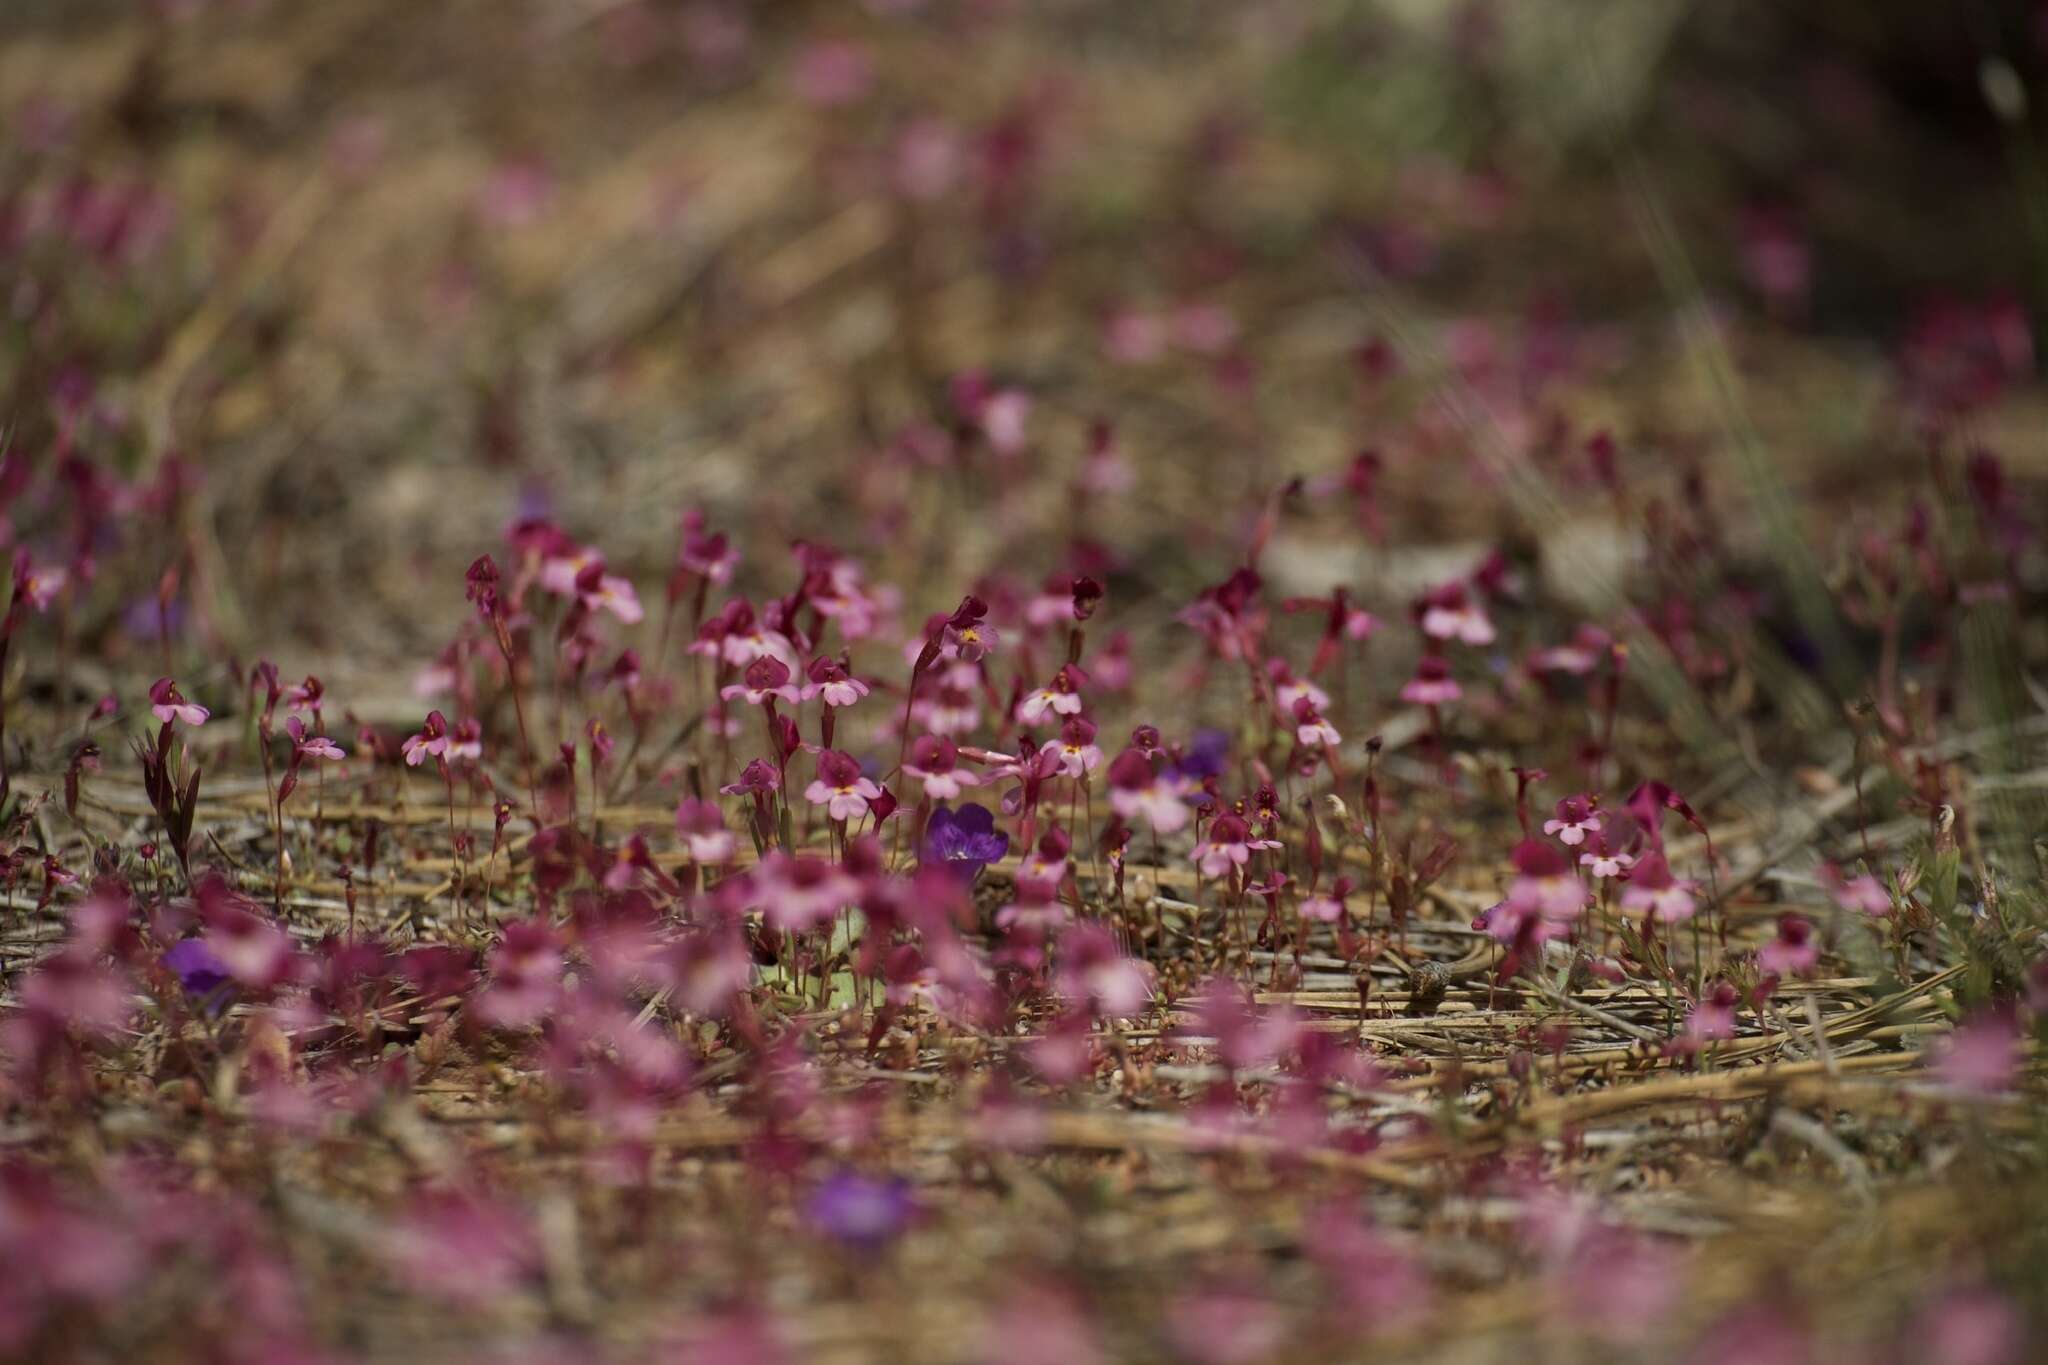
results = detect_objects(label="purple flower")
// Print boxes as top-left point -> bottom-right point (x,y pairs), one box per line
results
805,1171 -> 917,1250
921,803 -> 1009,883
1175,728 -> 1231,782
163,937 -> 230,996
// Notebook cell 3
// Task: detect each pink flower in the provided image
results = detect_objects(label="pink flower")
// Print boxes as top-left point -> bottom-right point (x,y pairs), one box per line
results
198,880 -> 295,989
1507,838 -> 1589,922
1819,861 -> 1891,916
284,716 -> 345,762
1578,831 -> 1634,879
1291,696 -> 1341,749
1527,624 -> 1611,676
674,799 -> 737,863
401,710 -> 451,766
1272,669 -> 1330,714
1541,794 -> 1601,846
1039,717 -> 1104,779
1620,852 -> 1697,922
1298,879 -> 1348,923
800,656 -> 870,708
1757,914 -> 1819,979
804,749 -> 882,822
1106,747 -> 1189,833
721,656 -> 801,707
675,510 -> 739,585
905,734 -> 980,800
18,561 -> 66,611
1191,813 -> 1280,879
747,853 -> 861,933
148,676 -> 209,727
574,560 -> 643,623
1015,668 -> 1084,726
1678,981 -> 1740,1049
1932,1010 -> 2022,1095
940,601 -> 999,663
1417,581 -> 1496,645
446,717 -> 483,762
1055,923 -> 1153,1018
1399,655 -> 1462,706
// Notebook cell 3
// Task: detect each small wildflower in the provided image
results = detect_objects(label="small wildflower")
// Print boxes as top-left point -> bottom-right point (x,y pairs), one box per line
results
1757,914 -> 1819,979
1619,852 -> 1696,923
800,656 -> 870,708
1399,655 -> 1462,706
721,656 -> 801,707
905,735 -> 980,800
805,1171 -> 916,1251
1191,813 -> 1280,879
921,803 -> 1009,883
402,710 -> 452,767
804,750 -> 882,822
1417,581 -> 1495,645
148,677 -> 209,728
1106,748 -> 1189,834
1541,795 -> 1600,846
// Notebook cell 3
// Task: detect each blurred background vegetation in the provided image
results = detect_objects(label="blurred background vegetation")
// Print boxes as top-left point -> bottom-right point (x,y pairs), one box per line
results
2,1 -> 2045,697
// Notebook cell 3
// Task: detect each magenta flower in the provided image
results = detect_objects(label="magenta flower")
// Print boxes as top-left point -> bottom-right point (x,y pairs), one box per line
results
1819,861 -> 1892,916
1107,747 -> 1189,834
148,677 -> 209,728
940,596 -> 998,663
18,560 -> 67,611
402,710 -> 452,766
1399,655 -> 1462,706
1542,794 -> 1601,846
1932,1010 -> 2022,1095
1191,813 -> 1280,879
1578,831 -> 1635,880
1757,914 -> 1819,979
1291,696 -> 1341,749
719,757 -> 780,797
1507,838 -> 1589,922
1039,716 -> 1104,779
1015,668 -> 1084,726
904,735 -> 979,799
674,799 -> 737,863
804,749 -> 882,822
1619,852 -> 1697,922
1055,923 -> 1152,1018
800,656 -> 870,708
721,655 -> 800,707
285,716 -> 345,761
1678,981 -> 1740,1049
1417,581 -> 1495,645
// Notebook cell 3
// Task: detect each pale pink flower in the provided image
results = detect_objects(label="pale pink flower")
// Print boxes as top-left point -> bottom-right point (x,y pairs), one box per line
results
1620,852 -> 1697,923
148,676 -> 209,728
674,799 -> 736,863
1400,655 -> 1462,706
904,734 -> 980,800
1418,582 -> 1495,645
1933,1010 -> 2022,1095
804,749 -> 882,822
1819,861 -> 1892,916
1541,795 -> 1601,846
1015,669 -> 1084,726
401,710 -> 451,766
1191,813 -> 1280,879
800,656 -> 870,708
1106,747 -> 1188,833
